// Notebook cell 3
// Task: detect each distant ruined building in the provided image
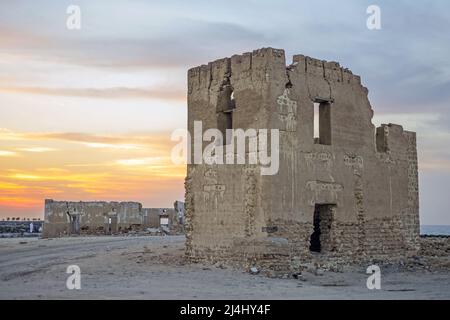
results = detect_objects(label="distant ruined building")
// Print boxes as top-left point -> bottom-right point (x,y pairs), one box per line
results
185,48 -> 419,272
42,199 -> 185,238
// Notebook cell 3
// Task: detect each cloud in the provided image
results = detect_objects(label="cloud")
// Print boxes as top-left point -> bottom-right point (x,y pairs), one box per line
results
0,15 -> 269,70
7,174 -> 42,181
83,143 -> 141,150
0,86 -> 186,101
372,112 -> 440,132
420,157 -> 450,173
0,150 -> 17,157
0,129 -> 27,141
0,129 -> 174,152
115,157 -> 167,166
17,147 -> 56,153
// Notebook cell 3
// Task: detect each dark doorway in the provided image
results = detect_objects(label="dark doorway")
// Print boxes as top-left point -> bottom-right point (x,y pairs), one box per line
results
110,216 -> 118,234
105,216 -> 114,235
310,204 -> 334,253
310,205 -> 322,252
69,215 -> 80,235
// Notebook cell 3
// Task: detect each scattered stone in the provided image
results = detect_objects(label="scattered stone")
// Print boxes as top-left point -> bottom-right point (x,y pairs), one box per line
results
315,268 -> 325,276
161,226 -> 171,235
292,272 -> 303,280
250,267 -> 259,275
213,262 -> 225,269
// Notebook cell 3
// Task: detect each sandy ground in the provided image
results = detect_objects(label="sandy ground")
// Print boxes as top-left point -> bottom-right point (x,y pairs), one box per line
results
0,235 -> 449,300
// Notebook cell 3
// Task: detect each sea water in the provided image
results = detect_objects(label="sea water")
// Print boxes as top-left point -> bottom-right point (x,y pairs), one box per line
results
420,225 -> 450,236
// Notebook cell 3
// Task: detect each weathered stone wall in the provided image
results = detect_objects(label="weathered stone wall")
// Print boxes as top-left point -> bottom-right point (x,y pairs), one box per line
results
142,207 -> 183,233
143,208 -> 167,228
43,200 -> 143,238
185,48 -> 420,272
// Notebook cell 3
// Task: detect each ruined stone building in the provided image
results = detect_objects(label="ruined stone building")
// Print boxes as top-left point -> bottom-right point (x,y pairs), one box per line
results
43,199 -> 185,238
185,48 -> 419,271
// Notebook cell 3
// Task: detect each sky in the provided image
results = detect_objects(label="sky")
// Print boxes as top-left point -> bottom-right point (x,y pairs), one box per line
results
0,0 -> 449,224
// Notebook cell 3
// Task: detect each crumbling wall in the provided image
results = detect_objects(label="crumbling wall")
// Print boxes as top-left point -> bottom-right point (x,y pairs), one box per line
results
43,199 -> 185,238
43,200 -> 143,238
186,48 -> 420,272
186,50 -> 280,268
142,207 -> 182,233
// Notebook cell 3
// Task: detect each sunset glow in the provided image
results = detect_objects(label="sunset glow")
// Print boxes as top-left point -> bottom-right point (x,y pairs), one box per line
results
1,0 -> 449,224
0,127 -> 186,219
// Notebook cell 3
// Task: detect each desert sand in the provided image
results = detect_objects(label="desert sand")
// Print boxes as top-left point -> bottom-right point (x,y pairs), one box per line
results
0,235 -> 448,299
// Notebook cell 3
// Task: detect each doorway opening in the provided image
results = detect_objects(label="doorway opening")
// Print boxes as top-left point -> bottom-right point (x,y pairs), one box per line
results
69,214 -> 80,235
108,215 -> 118,234
310,204 -> 334,253
105,211 -> 118,235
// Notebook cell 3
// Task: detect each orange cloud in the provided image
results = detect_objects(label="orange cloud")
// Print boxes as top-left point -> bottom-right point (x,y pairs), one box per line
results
17,147 -> 56,153
0,150 -> 18,157
0,129 -> 175,152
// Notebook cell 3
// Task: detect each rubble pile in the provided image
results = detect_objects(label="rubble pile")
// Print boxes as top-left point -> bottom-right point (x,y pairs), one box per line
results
419,235 -> 450,257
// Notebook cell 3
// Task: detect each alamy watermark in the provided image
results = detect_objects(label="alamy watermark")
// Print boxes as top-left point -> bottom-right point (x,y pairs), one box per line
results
66,265 -> 81,290
171,121 -> 280,176
367,5 -> 381,30
366,265 -> 381,290
66,5 -> 81,30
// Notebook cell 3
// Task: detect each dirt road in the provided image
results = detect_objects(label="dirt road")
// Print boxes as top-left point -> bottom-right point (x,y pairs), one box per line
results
0,236 -> 448,299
